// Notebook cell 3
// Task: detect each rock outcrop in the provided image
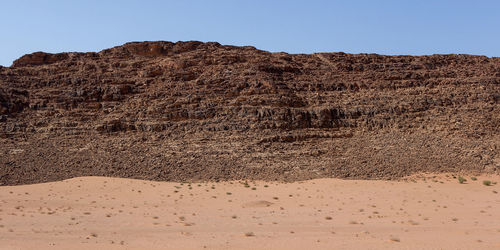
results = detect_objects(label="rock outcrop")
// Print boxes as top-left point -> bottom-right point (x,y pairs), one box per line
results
0,41 -> 499,185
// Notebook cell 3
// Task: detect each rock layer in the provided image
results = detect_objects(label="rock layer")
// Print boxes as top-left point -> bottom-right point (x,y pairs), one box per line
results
1,41 -> 499,185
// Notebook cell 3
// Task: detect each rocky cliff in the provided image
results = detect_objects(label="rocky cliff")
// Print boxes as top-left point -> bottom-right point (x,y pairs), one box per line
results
1,41 -> 499,185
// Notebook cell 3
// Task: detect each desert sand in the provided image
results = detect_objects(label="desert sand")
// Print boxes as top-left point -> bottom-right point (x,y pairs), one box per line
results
0,174 -> 499,250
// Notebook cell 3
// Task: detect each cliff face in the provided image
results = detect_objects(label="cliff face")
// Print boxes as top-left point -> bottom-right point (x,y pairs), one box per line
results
1,41 -> 499,185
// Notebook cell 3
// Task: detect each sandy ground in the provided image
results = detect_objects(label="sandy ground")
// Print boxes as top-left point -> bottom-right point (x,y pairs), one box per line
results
0,174 -> 499,250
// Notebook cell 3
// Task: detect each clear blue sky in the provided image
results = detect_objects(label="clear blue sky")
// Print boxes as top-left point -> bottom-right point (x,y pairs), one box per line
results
1,0 -> 499,66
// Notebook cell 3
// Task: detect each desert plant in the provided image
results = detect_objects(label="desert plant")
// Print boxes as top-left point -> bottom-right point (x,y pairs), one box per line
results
483,180 -> 492,186
470,177 -> 477,181
458,176 -> 466,184
390,236 -> 400,242
244,232 -> 254,237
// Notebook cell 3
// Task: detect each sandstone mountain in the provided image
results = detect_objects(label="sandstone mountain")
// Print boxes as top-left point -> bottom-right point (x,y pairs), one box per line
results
1,41 -> 499,185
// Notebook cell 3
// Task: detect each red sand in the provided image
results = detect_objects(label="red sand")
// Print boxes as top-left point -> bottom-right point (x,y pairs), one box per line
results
1,174 -> 499,249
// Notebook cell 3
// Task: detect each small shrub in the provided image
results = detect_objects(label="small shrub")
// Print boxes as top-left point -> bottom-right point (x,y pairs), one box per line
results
390,236 -> 400,242
458,176 -> 466,184
471,177 -> 477,181
483,180 -> 492,186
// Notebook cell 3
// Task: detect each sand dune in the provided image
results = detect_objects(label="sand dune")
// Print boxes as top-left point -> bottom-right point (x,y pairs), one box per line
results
1,174 -> 499,249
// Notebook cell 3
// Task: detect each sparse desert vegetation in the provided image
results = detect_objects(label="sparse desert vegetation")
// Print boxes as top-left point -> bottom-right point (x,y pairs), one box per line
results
0,174 -> 499,249
0,0 -> 498,248
244,232 -> 255,237
458,176 -> 467,184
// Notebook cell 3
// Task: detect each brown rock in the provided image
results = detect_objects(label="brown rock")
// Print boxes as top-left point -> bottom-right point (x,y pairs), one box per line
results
0,41 -> 498,185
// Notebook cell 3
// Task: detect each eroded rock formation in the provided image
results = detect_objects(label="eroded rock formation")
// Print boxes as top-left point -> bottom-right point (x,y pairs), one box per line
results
1,41 -> 499,185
